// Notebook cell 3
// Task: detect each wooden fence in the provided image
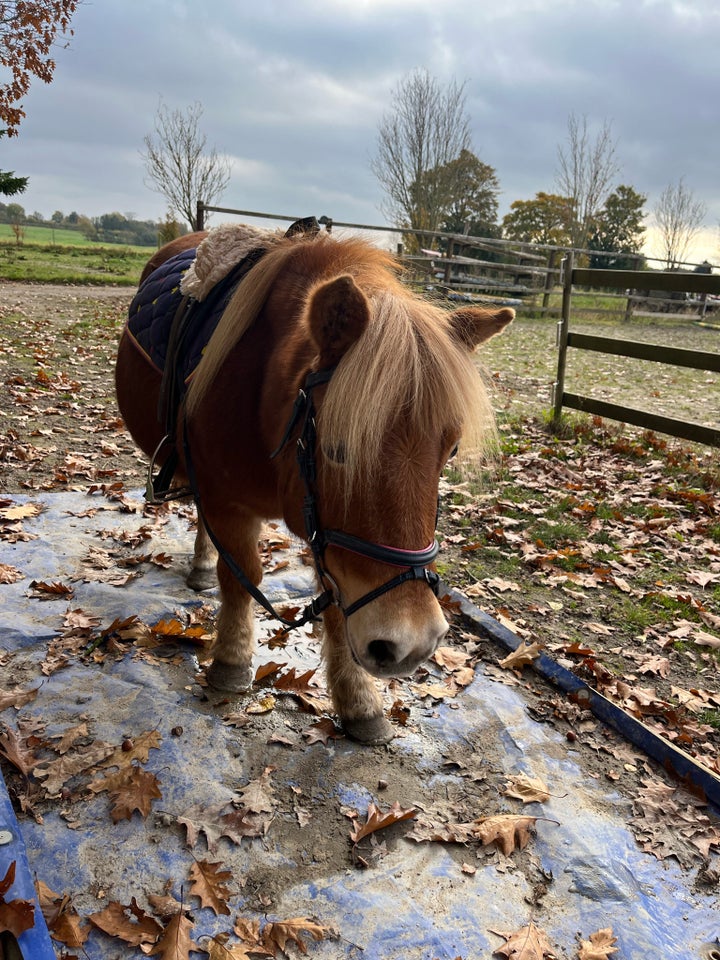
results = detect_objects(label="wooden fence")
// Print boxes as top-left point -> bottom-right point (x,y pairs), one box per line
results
553,255 -> 720,447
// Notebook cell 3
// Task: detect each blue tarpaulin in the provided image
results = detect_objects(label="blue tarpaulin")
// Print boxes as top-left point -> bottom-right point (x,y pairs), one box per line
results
1,491 -> 718,959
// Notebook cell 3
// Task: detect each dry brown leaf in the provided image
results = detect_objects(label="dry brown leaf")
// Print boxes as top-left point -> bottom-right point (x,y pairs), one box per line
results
498,641 -> 543,673
34,740 -> 115,796
350,801 -> 418,844
100,729 -> 163,769
491,921 -> 555,959
146,909 -> 196,959
273,667 -> 317,694
28,579 -> 74,599
203,934 -> 259,959
262,917 -> 338,957
88,898 -> 163,946
35,879 -> 89,948
0,686 -> 37,710
302,717 -> 343,745
503,773 -> 551,804
52,721 -> 89,755
0,726 -> 38,778
188,860 -> 233,916
236,767 -> 276,814
0,562 -> 24,583
0,502 -> 41,521
578,927 -> 619,960
473,814 -> 538,856
107,767 -> 163,822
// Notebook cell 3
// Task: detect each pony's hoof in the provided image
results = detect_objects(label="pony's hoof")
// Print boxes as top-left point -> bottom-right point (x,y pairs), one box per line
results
343,715 -> 395,745
186,567 -> 216,591
206,660 -> 253,693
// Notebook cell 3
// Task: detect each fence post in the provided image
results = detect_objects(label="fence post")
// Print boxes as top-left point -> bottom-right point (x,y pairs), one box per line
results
553,252 -> 573,421
542,249 -> 559,311
196,201 -> 205,232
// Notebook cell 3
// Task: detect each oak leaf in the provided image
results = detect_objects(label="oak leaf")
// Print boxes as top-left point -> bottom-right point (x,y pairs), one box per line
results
273,667 -> 317,694
0,725 -> 38,777
0,502 -> 41,521
302,718 -> 343,745
473,814 -> 537,856
34,740 -> 115,796
262,917 -> 338,957
0,562 -> 24,583
503,774 -> 551,804
578,927 -> 619,959
0,685 -> 37,711
107,767 -> 163,822
100,729 -> 163,769
236,767 -> 276,814
88,898 -> 162,946
35,880 -> 89,948
490,921 -> 555,959
350,801 -> 418,844
188,860 -> 233,915
498,641 -> 543,673
146,909 -> 197,959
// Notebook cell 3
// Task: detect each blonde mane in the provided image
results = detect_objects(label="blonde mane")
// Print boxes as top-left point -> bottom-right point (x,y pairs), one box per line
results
186,234 -> 497,491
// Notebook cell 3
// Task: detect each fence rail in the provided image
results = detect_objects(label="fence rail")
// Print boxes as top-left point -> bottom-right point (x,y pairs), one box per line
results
553,255 -> 720,447
196,201 -> 716,317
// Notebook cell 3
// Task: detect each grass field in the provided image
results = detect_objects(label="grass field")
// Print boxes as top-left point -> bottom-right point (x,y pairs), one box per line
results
0,236 -> 152,285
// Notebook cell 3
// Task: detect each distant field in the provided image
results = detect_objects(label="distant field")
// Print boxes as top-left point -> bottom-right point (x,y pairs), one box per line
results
0,235 -> 153,285
0,222 -> 154,251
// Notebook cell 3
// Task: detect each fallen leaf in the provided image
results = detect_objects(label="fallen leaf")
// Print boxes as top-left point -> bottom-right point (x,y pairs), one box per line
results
490,921 -> 555,959
107,767 -> 163,822
498,641 -> 543,673
578,927 -> 619,960
302,718 -> 343,745
0,562 -> 24,583
146,909 -> 197,959
188,860 -> 233,916
473,814 -> 538,856
262,917 -> 338,957
503,773 -> 551,804
0,685 -> 38,711
88,898 -> 163,947
0,502 -> 42,521
350,801 -> 418,844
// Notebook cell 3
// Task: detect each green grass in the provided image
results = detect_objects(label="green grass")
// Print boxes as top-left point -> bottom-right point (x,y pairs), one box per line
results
0,240 -> 150,285
0,223 -> 99,246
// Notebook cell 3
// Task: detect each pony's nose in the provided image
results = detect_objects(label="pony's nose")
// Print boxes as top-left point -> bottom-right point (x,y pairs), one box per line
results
365,620 -> 448,675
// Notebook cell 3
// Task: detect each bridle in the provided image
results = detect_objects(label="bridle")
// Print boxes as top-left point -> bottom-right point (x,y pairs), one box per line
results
183,366 -> 441,633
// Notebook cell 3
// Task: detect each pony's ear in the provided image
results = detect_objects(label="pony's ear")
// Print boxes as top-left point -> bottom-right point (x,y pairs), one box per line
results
306,274 -> 370,367
448,306 -> 514,350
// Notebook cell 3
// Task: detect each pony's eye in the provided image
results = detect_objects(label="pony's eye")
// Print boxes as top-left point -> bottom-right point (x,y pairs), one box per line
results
448,443 -> 459,460
323,443 -> 346,464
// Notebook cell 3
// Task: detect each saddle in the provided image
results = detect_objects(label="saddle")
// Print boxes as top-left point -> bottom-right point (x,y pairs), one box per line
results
126,217 -> 320,502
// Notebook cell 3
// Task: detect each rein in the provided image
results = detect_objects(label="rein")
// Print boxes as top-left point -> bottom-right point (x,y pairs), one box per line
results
182,366 -> 441,633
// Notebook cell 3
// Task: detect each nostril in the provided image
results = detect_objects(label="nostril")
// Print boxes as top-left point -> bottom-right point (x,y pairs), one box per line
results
367,638 -> 398,668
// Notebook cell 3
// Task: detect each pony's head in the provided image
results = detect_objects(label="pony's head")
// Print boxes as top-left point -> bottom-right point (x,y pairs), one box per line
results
289,262 -> 513,678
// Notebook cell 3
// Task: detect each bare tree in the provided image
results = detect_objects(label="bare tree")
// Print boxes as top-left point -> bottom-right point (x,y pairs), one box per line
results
141,100 -> 231,230
370,69 -> 472,246
652,179 -> 707,269
556,113 -> 619,250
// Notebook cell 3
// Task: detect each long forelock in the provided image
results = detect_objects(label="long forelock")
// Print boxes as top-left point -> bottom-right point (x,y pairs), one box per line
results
317,289 -> 497,496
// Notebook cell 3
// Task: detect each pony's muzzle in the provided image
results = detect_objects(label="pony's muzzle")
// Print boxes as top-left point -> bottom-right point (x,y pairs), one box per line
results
350,612 -> 448,678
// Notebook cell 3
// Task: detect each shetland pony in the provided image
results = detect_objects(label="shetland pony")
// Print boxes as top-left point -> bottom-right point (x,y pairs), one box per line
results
116,226 -> 512,742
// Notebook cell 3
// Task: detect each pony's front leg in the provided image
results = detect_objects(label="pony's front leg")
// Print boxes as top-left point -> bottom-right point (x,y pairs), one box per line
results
186,510 -> 218,591
322,606 -> 395,745
205,516 -> 262,694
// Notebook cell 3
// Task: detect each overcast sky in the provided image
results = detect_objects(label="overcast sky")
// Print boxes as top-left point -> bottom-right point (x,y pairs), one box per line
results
3,0 -> 719,262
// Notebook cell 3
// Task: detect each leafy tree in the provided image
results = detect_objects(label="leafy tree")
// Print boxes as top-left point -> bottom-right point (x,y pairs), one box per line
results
141,100 -> 231,230
50,209 -> 64,223
556,113 -> 619,250
0,0 -> 79,136
652,178 -> 707,269
437,149 -> 500,235
0,128 -> 27,195
502,192 -> 574,246
370,68 -> 473,246
588,184 -> 647,269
